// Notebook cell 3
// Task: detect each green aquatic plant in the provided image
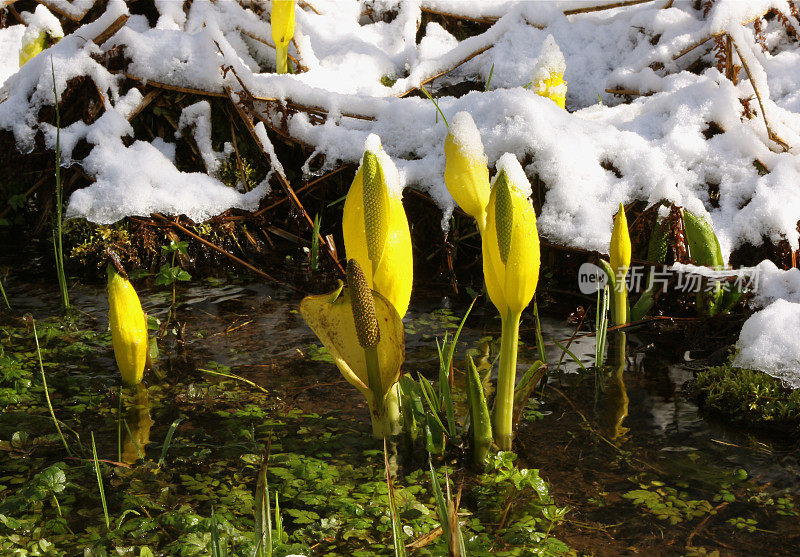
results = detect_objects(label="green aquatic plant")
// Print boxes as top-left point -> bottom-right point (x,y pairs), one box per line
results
51,59 -> 69,310
465,355 -> 492,467
429,460 -> 466,556
695,351 -> 800,432
156,240 -> 192,328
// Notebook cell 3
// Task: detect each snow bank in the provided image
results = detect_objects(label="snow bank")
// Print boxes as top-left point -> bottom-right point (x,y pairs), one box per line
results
735,299 -> 800,389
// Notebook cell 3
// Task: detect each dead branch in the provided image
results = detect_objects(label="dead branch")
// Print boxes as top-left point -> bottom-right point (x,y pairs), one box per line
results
92,13 -> 129,45
419,7 -> 498,25
152,212 -> 303,292
728,33 -> 790,152
36,0 -> 98,22
563,0 -> 654,16
397,44 -> 493,98
239,29 -> 309,73
223,86 -> 345,275
672,10 -> 769,60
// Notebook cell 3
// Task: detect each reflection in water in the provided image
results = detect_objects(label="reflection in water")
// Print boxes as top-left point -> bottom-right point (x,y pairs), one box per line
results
122,383 -> 154,464
600,333 -> 628,443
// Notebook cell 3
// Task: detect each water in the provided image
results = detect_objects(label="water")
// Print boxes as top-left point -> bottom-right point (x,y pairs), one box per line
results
1,276 -> 798,554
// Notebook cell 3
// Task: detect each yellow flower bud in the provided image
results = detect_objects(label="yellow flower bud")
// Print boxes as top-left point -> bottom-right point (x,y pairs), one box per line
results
108,271 -> 148,386
271,0 -> 296,74
531,35 -> 567,109
482,154 -> 540,316
609,203 -> 631,325
610,203 -> 631,281
444,112 -> 490,231
19,31 -> 47,67
342,135 -> 413,317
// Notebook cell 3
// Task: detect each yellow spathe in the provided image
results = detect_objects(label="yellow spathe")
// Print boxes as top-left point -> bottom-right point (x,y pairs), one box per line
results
342,144 -> 413,317
482,168 -> 540,316
108,272 -> 148,386
300,287 -> 404,408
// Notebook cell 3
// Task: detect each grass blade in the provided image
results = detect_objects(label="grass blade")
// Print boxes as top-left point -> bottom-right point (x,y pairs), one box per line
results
533,301 -> 546,364
210,507 -> 227,557
384,440 -> 407,557
417,374 -> 447,434
485,62 -> 495,91
117,385 -> 122,463
428,459 -> 451,545
50,57 -> 69,310
310,213 -> 321,271
552,338 -> 588,373
122,419 -> 145,461
90,432 -> 110,531
158,417 -> 184,467
254,461 -> 270,557
32,318 -> 71,456
420,84 -> 448,127
0,276 -> 10,309
595,284 -> 609,368
200,368 -> 270,394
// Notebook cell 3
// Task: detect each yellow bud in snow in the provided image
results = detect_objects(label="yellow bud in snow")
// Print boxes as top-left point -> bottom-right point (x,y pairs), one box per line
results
482,154 -> 540,316
609,203 -> 631,325
108,271 -> 148,386
343,135 -> 413,317
610,203 -> 631,281
19,29 -> 61,67
444,112 -> 490,231
531,35 -> 567,109
271,0 -> 295,47
271,0 -> 295,74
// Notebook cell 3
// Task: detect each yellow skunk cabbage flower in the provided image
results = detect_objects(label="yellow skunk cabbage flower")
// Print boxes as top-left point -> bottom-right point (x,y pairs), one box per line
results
482,153 -> 540,451
531,35 -> 567,109
483,154 -> 540,317
444,112 -> 491,233
108,271 -> 148,386
19,5 -> 63,67
343,134 -> 413,317
19,31 -> 48,67
300,259 -> 405,437
609,203 -> 631,325
271,0 -> 296,74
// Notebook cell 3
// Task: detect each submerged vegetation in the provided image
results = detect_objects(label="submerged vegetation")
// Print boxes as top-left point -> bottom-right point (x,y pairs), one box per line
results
695,352 -> 800,433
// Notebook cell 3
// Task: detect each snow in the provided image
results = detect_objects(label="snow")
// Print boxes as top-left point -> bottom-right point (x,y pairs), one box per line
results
360,133 -> 403,199
0,25 -> 24,86
532,34 -> 566,84
2,0 -> 800,382
493,152 -> 532,197
20,4 -> 64,47
449,111 -> 486,163
734,299 -> 800,389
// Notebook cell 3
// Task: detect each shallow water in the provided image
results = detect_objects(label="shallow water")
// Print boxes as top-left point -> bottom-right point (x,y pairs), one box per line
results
1,276 -> 799,555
